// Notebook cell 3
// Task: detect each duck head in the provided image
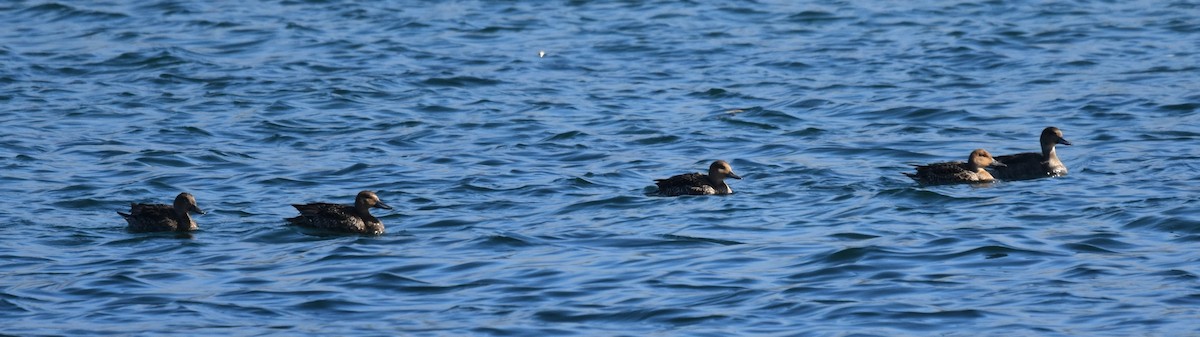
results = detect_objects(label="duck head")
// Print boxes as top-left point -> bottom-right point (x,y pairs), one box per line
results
968,149 -> 1005,169
355,190 -> 393,210
1041,126 -> 1072,147
708,160 -> 742,180
172,192 -> 205,216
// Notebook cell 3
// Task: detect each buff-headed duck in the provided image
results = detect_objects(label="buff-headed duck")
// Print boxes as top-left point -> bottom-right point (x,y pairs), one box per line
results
905,149 -> 1005,185
119,192 -> 204,232
654,160 -> 742,196
286,190 -> 394,235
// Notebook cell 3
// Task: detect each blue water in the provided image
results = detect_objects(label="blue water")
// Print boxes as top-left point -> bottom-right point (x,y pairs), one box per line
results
2,1 -> 1199,335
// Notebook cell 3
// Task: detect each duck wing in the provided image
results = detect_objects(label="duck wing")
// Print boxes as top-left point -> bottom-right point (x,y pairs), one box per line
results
655,173 -> 714,196
905,161 -> 975,185
290,203 -> 355,219
287,203 -> 364,232
126,203 -> 173,217
120,203 -> 178,231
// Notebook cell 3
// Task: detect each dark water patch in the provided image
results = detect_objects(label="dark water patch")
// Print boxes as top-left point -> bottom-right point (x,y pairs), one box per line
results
1159,102 -> 1199,113
421,76 -> 503,88
415,219 -> 475,229
782,127 -> 827,138
16,3 -> 130,23
535,307 -> 725,325
756,60 -> 812,71
828,232 -> 881,241
212,37 -> 273,55
659,234 -> 743,246
555,196 -> 643,214
942,245 -> 1045,262
471,234 -> 534,249
1059,243 -> 1119,255
1123,215 -> 1200,234
1062,59 -> 1098,67
87,50 -> 192,72
579,236 -> 729,250
1149,269 -> 1196,281
554,151 -> 609,163
717,117 -> 779,131
785,261 -> 881,284
689,88 -> 763,101
1121,65 -> 1198,75
393,281 -> 495,295
49,195 -> 106,209
786,10 -> 846,24
855,106 -> 968,121
1060,265 -> 1117,279
631,135 -> 680,145
255,176 -> 321,187
1165,293 -> 1200,306
291,298 -> 370,313
542,130 -> 589,142
415,104 -> 461,113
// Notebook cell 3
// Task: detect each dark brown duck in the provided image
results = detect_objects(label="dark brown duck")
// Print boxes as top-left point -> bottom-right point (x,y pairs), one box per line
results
654,160 -> 742,196
119,192 -> 204,232
905,149 -> 1006,185
989,126 -> 1071,180
286,190 -> 393,235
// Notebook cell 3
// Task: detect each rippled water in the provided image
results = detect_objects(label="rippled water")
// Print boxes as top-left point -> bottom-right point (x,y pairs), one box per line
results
2,1 -> 1199,335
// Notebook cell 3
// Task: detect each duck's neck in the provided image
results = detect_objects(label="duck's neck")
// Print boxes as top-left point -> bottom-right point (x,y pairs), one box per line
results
965,161 -> 982,172
356,204 -> 376,221
356,205 -> 384,234
707,175 -> 731,194
975,167 -> 995,181
173,210 -> 193,231
1041,143 -> 1057,160
1044,146 -> 1066,174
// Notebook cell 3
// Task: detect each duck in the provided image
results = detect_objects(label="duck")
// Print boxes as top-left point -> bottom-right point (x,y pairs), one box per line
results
286,190 -> 394,235
654,160 -> 742,196
119,192 -> 204,232
989,126 -> 1072,180
904,149 -> 1006,185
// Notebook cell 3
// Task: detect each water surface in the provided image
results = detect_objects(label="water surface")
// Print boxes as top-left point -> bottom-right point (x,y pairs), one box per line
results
2,1 -> 1199,336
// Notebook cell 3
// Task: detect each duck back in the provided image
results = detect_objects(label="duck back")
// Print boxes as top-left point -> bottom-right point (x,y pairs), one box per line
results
990,152 -> 1066,180
287,203 -> 380,234
904,161 -> 992,185
655,173 -> 720,196
120,203 -> 194,232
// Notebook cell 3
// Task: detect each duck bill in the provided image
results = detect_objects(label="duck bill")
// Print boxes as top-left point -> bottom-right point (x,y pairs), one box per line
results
727,172 -> 742,180
374,201 -> 394,210
193,206 -> 207,215
989,160 -> 1007,167
1058,138 -> 1072,146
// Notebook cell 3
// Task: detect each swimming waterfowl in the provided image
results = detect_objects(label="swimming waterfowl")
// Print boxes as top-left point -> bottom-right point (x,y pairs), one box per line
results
119,192 -> 204,232
904,149 -> 1006,185
286,190 -> 393,235
654,160 -> 742,196
989,126 -> 1072,180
